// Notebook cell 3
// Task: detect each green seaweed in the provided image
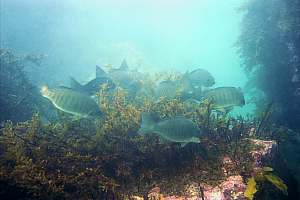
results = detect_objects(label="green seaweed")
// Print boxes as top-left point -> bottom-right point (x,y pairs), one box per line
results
245,167 -> 288,199
244,177 -> 257,200
264,174 -> 288,195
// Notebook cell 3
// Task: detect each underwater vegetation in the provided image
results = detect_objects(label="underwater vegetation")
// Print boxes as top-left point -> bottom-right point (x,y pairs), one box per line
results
238,1 -> 300,197
237,0 -> 300,130
0,48 -> 57,123
245,167 -> 288,200
0,48 -> 296,199
0,72 -> 292,199
1,0 -> 300,199
0,49 -> 41,122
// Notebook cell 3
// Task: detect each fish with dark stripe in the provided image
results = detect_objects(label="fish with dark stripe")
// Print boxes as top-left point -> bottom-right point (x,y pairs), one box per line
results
203,87 -> 245,112
138,113 -> 201,147
41,86 -> 102,118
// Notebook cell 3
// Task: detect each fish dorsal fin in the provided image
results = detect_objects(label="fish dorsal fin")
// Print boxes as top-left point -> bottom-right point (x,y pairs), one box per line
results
180,142 -> 189,147
119,59 -> 129,71
189,68 -> 200,75
70,77 -> 83,91
96,65 -> 108,78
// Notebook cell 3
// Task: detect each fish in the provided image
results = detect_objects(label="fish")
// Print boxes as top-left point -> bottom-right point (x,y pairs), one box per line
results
202,87 -> 245,112
138,113 -> 201,146
41,86 -> 103,118
70,66 -> 115,95
155,78 -> 196,100
185,68 -> 215,88
108,59 -> 143,95
154,80 -> 180,99
119,59 -> 129,71
109,60 -> 134,86
177,77 -> 196,100
96,65 -> 110,78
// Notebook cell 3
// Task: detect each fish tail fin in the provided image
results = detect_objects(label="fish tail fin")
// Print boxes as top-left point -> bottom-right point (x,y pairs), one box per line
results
96,65 -> 108,77
138,112 -> 156,134
70,77 -> 83,91
119,59 -> 129,71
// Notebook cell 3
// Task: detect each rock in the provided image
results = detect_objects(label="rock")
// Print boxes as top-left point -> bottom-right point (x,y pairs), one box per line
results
131,139 -> 277,200
148,187 -> 163,200
250,139 -> 277,168
203,176 -> 246,200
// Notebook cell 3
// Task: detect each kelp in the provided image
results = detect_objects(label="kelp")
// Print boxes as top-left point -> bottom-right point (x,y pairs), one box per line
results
245,177 -> 257,200
244,167 -> 288,199
264,174 -> 288,195
237,0 -> 300,130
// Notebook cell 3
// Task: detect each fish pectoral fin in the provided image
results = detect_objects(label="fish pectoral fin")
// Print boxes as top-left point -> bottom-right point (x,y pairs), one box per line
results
70,116 -> 82,121
225,106 -> 234,113
216,107 -> 229,113
180,142 -> 189,147
156,136 -> 169,145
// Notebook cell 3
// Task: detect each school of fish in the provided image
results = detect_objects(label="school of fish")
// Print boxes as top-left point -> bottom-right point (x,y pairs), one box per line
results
41,60 -> 246,146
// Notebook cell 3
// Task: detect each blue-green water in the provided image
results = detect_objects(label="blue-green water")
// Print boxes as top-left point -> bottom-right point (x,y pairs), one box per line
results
1,1 -> 300,199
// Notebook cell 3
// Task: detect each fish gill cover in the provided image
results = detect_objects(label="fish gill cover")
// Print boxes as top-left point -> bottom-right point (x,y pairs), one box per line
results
0,0 -> 300,199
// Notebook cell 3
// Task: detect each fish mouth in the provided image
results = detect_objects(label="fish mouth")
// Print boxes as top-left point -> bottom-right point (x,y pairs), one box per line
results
40,85 -> 49,96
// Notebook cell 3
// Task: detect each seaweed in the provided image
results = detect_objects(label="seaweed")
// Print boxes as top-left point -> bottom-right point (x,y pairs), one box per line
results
245,177 -> 257,200
0,48 -> 58,123
237,0 -> 300,130
0,49 -> 290,199
244,167 -> 288,199
0,88 -> 267,199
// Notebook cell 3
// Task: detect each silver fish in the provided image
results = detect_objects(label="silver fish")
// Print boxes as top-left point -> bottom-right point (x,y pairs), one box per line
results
155,78 -> 195,100
203,87 -> 245,112
154,80 -> 180,99
186,68 -> 215,87
41,86 -> 102,118
138,113 -> 201,146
